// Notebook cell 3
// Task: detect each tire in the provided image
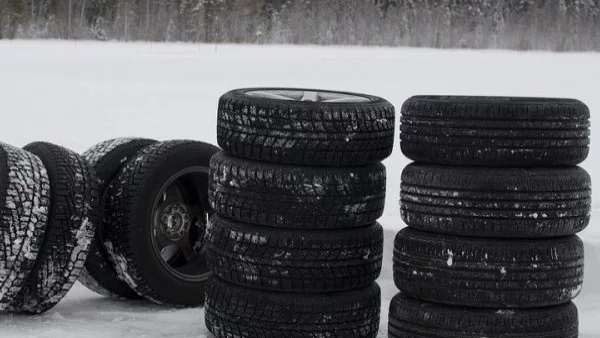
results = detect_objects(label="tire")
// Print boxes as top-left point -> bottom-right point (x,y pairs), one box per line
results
400,96 -> 590,167
393,228 -> 584,308
0,143 -> 50,309
217,88 -> 395,166
8,142 -> 96,314
209,152 -> 386,229
78,138 -> 157,300
401,164 -> 591,238
388,293 -> 578,338
103,140 -> 219,306
205,277 -> 381,338
206,215 -> 383,292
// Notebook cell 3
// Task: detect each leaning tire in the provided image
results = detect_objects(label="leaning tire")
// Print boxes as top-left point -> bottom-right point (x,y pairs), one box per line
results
0,143 -> 50,309
393,228 -> 584,308
103,140 -> 219,306
209,152 -> 386,229
9,142 -> 96,314
217,88 -> 395,166
205,277 -> 381,338
388,293 -> 578,338
401,164 -> 591,238
207,215 -> 383,292
400,96 -> 590,166
78,138 -> 157,300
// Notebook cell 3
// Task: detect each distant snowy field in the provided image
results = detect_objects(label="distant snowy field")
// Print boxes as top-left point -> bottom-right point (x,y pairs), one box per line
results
0,40 -> 599,337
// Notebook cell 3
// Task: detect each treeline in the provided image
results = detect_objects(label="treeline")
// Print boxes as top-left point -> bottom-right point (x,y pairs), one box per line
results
0,0 -> 598,51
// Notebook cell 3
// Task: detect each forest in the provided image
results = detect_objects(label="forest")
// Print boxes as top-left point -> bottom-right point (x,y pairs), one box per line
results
0,0 -> 598,51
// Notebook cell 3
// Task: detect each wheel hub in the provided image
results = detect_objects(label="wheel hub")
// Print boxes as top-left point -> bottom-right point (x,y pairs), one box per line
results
159,204 -> 191,241
245,89 -> 371,103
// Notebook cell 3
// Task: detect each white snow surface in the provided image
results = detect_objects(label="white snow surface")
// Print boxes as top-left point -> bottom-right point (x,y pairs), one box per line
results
0,40 -> 599,337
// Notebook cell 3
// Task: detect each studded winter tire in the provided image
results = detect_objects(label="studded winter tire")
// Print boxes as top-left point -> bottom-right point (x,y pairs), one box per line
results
103,140 -> 219,306
206,215 -> 383,292
400,96 -> 590,167
393,228 -> 584,308
209,151 -> 386,229
401,164 -> 591,238
217,88 -> 395,166
8,142 -> 96,314
0,143 -> 50,309
205,277 -> 381,338
78,138 -> 157,299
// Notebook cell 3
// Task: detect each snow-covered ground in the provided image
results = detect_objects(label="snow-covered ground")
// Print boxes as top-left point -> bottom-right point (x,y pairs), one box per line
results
0,40 -> 599,337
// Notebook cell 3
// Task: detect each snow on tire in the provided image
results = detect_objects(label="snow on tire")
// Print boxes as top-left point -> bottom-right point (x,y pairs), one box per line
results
401,164 -> 591,238
400,96 -> 590,167
217,88 -> 395,166
78,138 -> 157,299
393,228 -> 584,308
205,277 -> 381,338
209,151 -> 386,229
206,215 -> 383,293
103,140 -> 219,306
388,293 -> 578,338
9,142 -> 96,314
0,143 -> 50,309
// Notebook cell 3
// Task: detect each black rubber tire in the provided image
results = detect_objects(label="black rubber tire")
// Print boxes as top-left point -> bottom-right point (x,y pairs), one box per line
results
388,293 -> 578,338
0,143 -> 50,309
209,152 -> 386,229
400,96 -> 590,167
217,87 -> 395,166
205,277 -> 381,338
78,138 -> 157,300
103,140 -> 219,306
393,228 -> 584,308
8,142 -> 97,314
401,164 -> 591,238
206,215 -> 383,292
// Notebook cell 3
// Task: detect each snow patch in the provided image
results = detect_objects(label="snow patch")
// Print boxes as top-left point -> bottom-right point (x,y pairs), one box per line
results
103,240 -> 137,289
446,249 -> 454,267
82,138 -> 140,165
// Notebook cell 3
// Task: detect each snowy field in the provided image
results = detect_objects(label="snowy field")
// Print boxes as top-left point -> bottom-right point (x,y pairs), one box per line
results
0,40 -> 599,337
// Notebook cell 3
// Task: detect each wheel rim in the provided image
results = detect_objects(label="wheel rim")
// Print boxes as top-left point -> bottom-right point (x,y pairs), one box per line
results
245,89 -> 371,103
150,167 -> 212,282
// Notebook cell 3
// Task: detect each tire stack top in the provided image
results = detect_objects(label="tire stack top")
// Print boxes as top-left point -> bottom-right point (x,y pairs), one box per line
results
391,96 -> 590,337
205,88 -> 396,338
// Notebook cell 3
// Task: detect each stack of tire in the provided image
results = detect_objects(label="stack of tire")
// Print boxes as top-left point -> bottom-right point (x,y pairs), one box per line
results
390,96 -> 590,337
204,88 -> 396,337
77,138 -> 219,307
0,142 -> 96,314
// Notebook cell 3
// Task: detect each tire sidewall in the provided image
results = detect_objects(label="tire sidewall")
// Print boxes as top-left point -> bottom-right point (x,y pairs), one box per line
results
128,146 -> 213,304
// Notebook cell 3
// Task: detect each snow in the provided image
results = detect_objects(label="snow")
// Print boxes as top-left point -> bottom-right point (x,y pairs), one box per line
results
0,40 -> 599,337
446,249 -> 454,267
